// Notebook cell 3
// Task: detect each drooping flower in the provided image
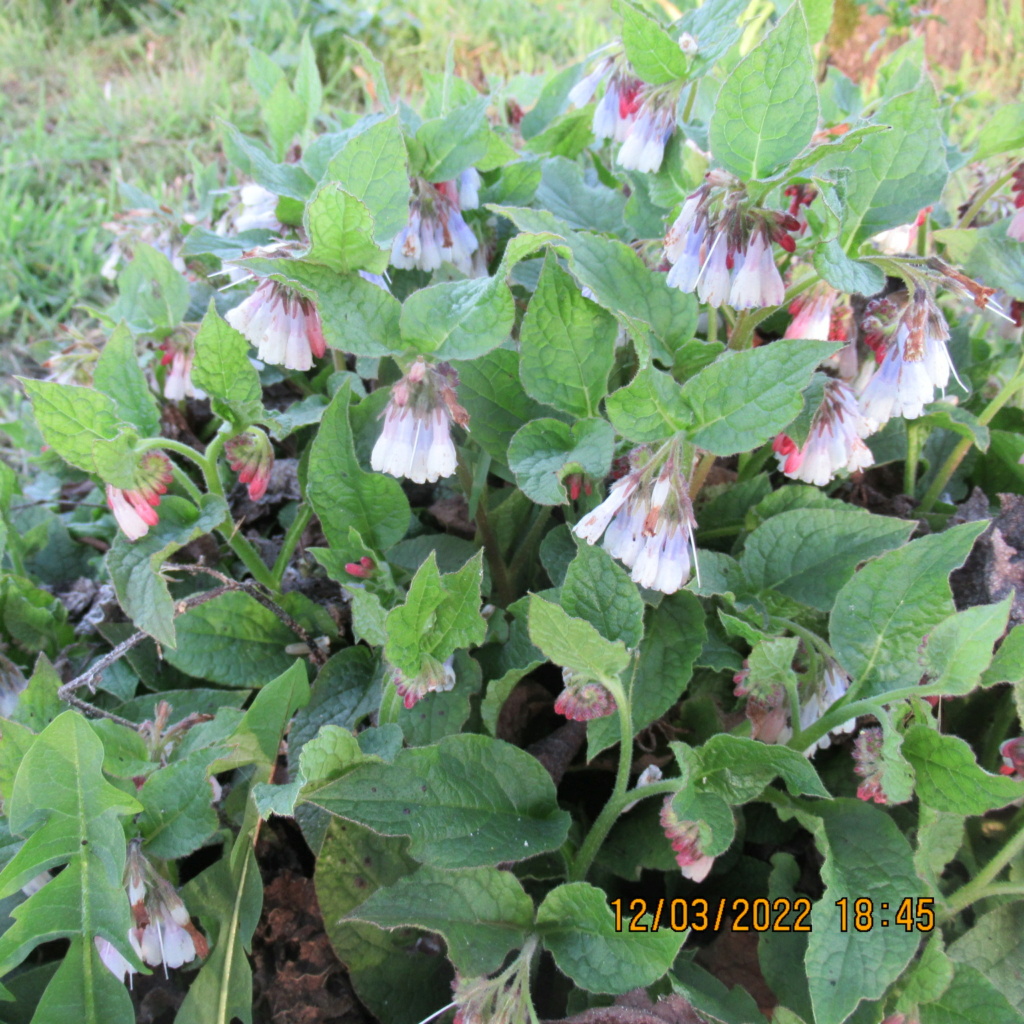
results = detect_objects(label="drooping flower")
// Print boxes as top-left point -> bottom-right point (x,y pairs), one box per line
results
391,654 -> 456,710
567,56 -> 614,109
225,275 -> 326,371
616,93 -> 676,173
553,668 -> 616,721
126,841 -> 208,976
772,379 -> 875,486
734,661 -> 791,745
573,444 -> 699,595
225,428 -> 274,501
999,736 -> 1024,779
858,288 -> 956,426
391,176 -> 480,275
785,285 -> 839,341
96,933 -> 143,986
659,796 -> 716,882
1007,163 -> 1024,242
853,727 -> 887,804
371,359 -> 467,484
799,660 -> 858,756
664,173 -> 798,308
232,182 -> 283,235
160,337 -> 205,401
592,66 -> 644,142
106,451 -> 174,542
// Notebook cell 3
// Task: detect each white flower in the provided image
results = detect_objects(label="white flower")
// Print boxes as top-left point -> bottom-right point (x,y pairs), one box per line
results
1008,207 -> 1024,243
695,230 -> 732,307
568,58 -> 612,108
800,661 -> 857,756
728,229 -> 785,310
233,183 -> 282,234
617,102 -> 675,174
785,286 -> 839,340
391,180 -> 479,275
226,277 -> 326,371
96,933 -> 143,986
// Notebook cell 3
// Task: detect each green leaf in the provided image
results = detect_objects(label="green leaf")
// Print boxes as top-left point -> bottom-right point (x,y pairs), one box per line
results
191,303 -> 263,424
919,963 -> 1020,1024
740,508 -> 914,612
605,365 -> 688,443
0,713 -> 141,998
563,541 -> 645,648
106,495 -> 231,648
303,181 -> 388,274
934,223 -> 1024,302
618,0 -> 691,84
262,78 -> 305,161
897,934 -> 954,1011
417,96 -> 490,181
830,523 -> 988,699
10,654 -> 64,733
588,592 -> 706,758
804,800 -> 924,1024
679,339 -> 838,456
162,590 -> 298,687
106,243 -> 190,333
902,725 -> 1024,815
324,114 -> 409,245
709,3 -> 818,181
527,595 -> 631,682
21,378 -> 122,474
399,276 -> 515,362
948,905 -> 1024,1014
138,755 -> 219,859
821,79 -> 948,248
918,403 -> 990,452
307,382 -> 410,552
519,254 -> 617,418
507,418 -> 615,505
384,551 -> 486,677
315,819 -> 450,1024
667,787 -> 735,857
93,324 -> 160,436
453,348 -> 548,465
345,864 -> 534,976
537,882 -> 685,993
813,238 -> 887,294
920,597 -> 1012,695
971,102 -> 1024,159
293,32 -> 322,131
534,158 -> 626,233
304,733 -> 571,868
26,940 -> 134,1024
222,122 -> 316,201
693,734 -> 830,802
801,0 -> 834,44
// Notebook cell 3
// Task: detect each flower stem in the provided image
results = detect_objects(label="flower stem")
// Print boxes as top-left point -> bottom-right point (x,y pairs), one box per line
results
727,276 -> 818,351
956,168 -> 1016,230
917,358 -> 1024,514
456,450 -> 514,607
939,819 -> 1024,921
270,503 -> 312,588
688,451 -> 717,498
569,671 -> 635,881
508,505 -> 553,590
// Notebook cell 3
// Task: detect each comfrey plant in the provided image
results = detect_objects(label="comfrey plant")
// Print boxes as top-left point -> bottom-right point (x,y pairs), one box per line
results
4,6 -> 1024,1024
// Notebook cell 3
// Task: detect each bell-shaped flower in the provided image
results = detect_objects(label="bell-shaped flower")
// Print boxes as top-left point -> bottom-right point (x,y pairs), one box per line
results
232,182 -> 283,234
371,359 -> 467,484
160,337 -> 205,401
106,451 -> 173,542
392,178 -> 479,276
553,668 -> 616,721
999,736 -> 1024,779
391,654 -> 456,710
785,285 -> 839,341
852,727 -> 888,804
226,276 -> 326,372
773,379 -> 875,486
799,660 -> 858,756
225,428 -> 274,500
617,96 -> 675,173
659,796 -> 715,882
96,932 -> 143,986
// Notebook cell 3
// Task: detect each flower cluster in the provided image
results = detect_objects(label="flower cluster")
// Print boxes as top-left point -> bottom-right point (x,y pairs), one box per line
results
553,668 -> 616,721
798,660 -> 857,756
784,284 -> 839,341
663,173 -> 798,308
733,663 -> 791,745
574,444 -> 699,594
106,451 -> 174,542
391,171 -> 481,275
1008,164 -> 1024,242
391,654 -> 456,710
371,358 -> 468,484
853,727 -> 888,804
160,336 -> 204,401
659,796 -> 715,882
772,379 -> 875,486
226,274 -> 326,371
225,428 -> 274,500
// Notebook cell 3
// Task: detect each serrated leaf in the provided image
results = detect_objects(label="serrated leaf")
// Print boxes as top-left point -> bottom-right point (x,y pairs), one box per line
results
740,508 -> 914,612
520,254 -> 617,417
508,418 -> 615,505
527,595 -> 631,682
303,182 -> 388,274
902,725 -> 1024,815
709,3 -> 818,181
304,733 -> 571,868
588,592 -> 706,758
537,882 -> 684,994
399,276 -> 515,361
21,379 -> 122,474
830,523 -> 988,699
106,495 -> 231,649
93,324 -> 160,436
307,382 -> 410,552
619,0 -> 691,84
805,800 -> 923,1024
679,340 -> 838,456
191,303 -> 263,423
345,864 -> 534,976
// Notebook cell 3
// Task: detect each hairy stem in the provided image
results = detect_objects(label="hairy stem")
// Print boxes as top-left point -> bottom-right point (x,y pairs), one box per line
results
270,503 -> 312,588
956,168 -> 1016,230
456,451 -> 514,606
940,819 -> 1024,920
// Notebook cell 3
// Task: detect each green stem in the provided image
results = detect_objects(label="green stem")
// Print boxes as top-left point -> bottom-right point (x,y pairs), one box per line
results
956,168 -> 1016,230
507,505 -> 553,590
681,82 -> 698,123
688,451 -> 717,499
940,819 -> 1024,920
570,672 -> 635,881
456,451 -> 514,607
728,277 -> 818,351
738,442 -> 776,482
790,695 -> 882,752
144,437 -> 207,468
270,503 -> 312,588
917,359 -> 1024,514
904,420 -> 925,497
170,464 -> 203,503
